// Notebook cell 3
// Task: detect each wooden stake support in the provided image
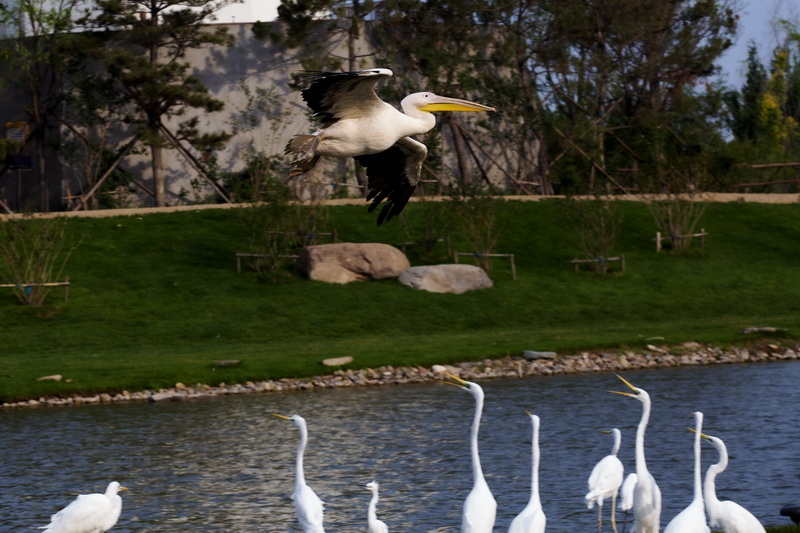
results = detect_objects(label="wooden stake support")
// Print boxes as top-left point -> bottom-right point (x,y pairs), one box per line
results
454,251 -> 517,280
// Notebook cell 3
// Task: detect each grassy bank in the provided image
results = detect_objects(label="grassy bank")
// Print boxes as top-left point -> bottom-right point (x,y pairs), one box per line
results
1,199 -> 799,403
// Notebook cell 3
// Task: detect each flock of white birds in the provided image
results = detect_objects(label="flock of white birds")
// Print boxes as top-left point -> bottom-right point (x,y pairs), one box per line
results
37,374 -> 767,533
270,373 -> 767,533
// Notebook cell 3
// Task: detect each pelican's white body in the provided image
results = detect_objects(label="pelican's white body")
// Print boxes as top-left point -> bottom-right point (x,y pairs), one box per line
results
315,97 -> 436,158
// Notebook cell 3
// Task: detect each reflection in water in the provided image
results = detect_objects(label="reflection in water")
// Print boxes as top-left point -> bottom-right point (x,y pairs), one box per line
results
0,361 -> 798,532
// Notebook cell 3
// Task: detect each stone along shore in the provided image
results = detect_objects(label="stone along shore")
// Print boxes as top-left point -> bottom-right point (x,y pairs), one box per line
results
4,341 -> 799,409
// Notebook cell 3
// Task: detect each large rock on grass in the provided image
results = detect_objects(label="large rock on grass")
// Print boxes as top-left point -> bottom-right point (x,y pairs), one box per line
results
398,264 -> 493,294
296,243 -> 410,284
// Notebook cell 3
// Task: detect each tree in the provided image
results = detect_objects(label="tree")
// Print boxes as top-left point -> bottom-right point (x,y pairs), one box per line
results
0,0 -> 90,211
258,0 -> 380,193
536,0 -> 738,194
374,0 -> 505,187
84,0 -> 234,207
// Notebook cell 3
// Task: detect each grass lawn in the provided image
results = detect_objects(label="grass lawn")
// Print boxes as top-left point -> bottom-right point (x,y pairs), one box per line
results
1,198 -> 799,403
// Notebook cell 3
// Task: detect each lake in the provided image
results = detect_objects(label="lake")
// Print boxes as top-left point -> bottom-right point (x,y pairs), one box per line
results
1,361 -> 798,531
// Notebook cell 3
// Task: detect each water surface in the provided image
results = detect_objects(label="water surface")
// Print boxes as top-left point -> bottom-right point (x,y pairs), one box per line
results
1,361 -> 798,531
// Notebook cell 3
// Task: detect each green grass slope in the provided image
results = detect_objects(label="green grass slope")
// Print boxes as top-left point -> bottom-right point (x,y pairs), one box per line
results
1,199 -> 798,402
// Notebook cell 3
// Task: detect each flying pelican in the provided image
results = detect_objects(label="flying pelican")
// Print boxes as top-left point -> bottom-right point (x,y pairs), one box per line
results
285,68 -> 495,225
41,481 -> 127,533
610,375 -> 662,533
585,428 -> 624,533
663,412 -> 710,533
508,411 -> 546,533
442,372 -> 497,533
366,480 -> 389,533
274,414 -> 326,533
694,430 -> 766,533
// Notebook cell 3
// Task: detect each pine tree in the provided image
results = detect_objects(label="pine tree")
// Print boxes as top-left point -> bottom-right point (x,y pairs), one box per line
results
85,0 -> 234,206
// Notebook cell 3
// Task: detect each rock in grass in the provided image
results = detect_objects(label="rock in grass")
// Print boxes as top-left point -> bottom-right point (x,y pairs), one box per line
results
398,264 -> 493,294
322,356 -> 353,367
740,326 -> 785,335
214,360 -> 241,367
523,351 -> 557,360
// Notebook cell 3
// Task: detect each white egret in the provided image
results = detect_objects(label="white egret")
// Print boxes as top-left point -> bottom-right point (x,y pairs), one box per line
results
619,473 -> 638,511
508,411 -> 546,533
442,372 -> 497,533
286,69 -> 495,225
610,375 -> 662,533
274,414 -> 326,533
41,481 -> 127,533
585,428 -> 624,533
366,480 -> 389,533
663,412 -> 710,533
695,431 -> 766,533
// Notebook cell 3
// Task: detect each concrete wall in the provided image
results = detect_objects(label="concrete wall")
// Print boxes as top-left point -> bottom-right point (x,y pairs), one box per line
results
1,20 -> 510,211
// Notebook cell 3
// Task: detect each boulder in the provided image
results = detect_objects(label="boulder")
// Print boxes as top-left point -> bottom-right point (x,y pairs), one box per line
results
398,264 -> 493,294
296,243 -> 410,284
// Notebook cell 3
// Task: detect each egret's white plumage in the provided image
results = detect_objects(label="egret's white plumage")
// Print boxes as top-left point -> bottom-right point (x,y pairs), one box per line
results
366,480 -> 389,533
585,428 -> 624,533
619,473 -> 638,512
699,432 -> 766,533
610,375 -> 662,533
443,373 -> 497,533
664,412 -> 710,533
508,411 -> 546,533
274,414 -> 326,533
286,69 -> 494,225
41,481 -> 127,533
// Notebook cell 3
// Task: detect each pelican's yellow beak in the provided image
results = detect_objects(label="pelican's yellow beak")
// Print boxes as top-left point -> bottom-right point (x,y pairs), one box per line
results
608,374 -> 639,397
419,95 -> 495,113
273,414 -> 292,420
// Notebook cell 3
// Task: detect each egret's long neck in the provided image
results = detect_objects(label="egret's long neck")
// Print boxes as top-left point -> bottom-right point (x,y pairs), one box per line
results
692,415 -> 704,502
530,417 -> 541,507
611,430 -> 621,456
471,390 -> 485,483
368,490 -> 379,520
296,424 -> 308,489
635,397 -> 650,476
704,441 -> 727,511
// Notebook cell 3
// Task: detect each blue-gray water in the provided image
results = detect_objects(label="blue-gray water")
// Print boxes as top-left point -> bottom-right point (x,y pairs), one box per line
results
1,361 -> 798,532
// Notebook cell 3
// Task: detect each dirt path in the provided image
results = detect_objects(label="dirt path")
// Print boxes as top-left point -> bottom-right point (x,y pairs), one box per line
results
2,192 -> 798,220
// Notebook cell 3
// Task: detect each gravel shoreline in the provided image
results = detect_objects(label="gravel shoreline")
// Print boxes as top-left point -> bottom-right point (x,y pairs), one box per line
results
4,341 -> 798,409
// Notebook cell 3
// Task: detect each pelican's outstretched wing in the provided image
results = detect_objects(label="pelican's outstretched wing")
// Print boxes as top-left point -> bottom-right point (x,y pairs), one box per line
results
355,136 -> 426,226
298,69 -> 393,126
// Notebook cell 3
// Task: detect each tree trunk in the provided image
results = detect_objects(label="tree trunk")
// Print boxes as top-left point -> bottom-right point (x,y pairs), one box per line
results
152,144 -> 165,207
447,114 -> 471,184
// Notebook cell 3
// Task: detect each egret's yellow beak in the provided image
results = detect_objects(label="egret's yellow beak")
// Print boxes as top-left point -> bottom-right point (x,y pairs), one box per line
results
608,374 -> 639,397
439,371 -> 469,388
273,414 -> 292,420
687,427 -> 712,440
